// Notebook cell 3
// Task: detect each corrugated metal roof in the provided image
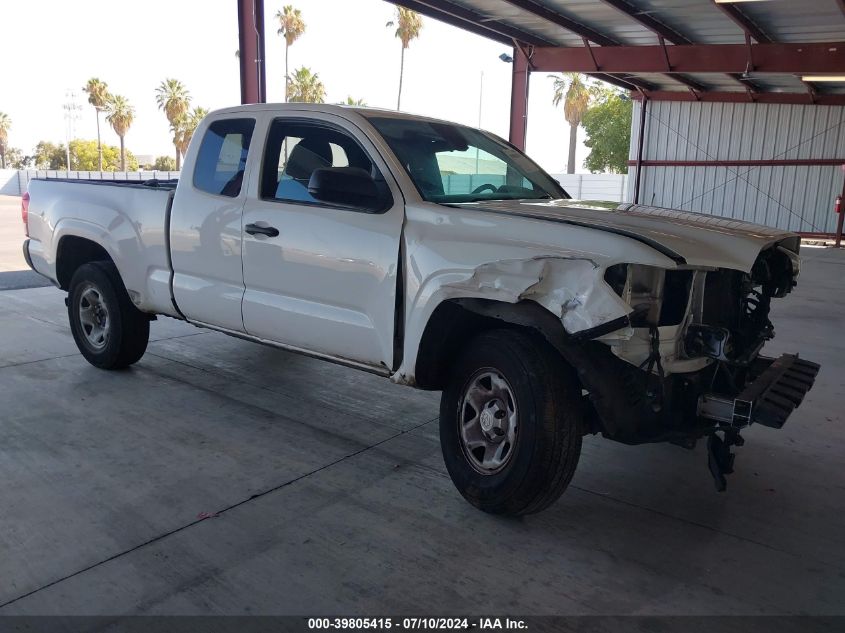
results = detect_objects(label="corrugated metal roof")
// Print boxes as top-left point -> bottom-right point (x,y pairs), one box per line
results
738,0 -> 845,44
397,0 -> 845,97
608,0 -> 761,45
543,0 -> 660,45
448,0 -> 584,46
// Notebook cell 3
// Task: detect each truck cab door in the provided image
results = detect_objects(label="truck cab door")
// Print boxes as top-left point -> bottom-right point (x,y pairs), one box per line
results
240,114 -> 404,371
169,117 -> 256,332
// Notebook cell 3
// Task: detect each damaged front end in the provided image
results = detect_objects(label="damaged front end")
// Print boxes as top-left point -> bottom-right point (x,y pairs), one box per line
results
569,239 -> 819,490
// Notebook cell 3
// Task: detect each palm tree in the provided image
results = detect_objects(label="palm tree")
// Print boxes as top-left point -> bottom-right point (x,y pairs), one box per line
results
156,79 -> 191,169
287,67 -> 326,103
276,5 -> 306,102
0,112 -> 10,169
83,78 -> 111,171
388,7 -> 423,111
105,95 -> 134,171
174,107 -> 209,161
345,97 -> 367,106
551,73 -> 591,174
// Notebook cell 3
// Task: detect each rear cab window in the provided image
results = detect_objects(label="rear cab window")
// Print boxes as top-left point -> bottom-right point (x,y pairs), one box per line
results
193,118 -> 256,197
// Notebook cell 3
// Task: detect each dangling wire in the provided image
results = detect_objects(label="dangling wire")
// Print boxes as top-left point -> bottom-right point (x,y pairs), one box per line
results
638,325 -> 665,412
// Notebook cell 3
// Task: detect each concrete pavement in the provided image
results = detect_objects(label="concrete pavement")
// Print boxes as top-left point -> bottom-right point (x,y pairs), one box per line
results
0,248 -> 843,615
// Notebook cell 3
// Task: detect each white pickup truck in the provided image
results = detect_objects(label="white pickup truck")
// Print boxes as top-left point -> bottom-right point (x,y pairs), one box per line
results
22,104 -> 819,514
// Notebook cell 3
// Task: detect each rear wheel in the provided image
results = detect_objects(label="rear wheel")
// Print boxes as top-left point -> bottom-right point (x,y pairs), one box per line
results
67,262 -> 150,369
439,329 -> 583,515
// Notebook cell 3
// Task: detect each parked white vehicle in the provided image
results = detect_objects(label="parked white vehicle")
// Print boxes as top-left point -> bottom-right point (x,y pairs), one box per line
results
22,104 -> 819,514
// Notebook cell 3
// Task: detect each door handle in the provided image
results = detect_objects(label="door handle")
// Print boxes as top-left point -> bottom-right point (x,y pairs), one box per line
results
245,223 -> 279,237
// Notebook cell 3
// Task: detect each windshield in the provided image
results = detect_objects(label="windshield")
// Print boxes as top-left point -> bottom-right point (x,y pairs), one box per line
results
365,116 -> 568,204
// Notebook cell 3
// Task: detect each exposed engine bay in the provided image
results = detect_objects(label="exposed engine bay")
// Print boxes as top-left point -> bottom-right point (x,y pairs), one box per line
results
575,237 -> 819,490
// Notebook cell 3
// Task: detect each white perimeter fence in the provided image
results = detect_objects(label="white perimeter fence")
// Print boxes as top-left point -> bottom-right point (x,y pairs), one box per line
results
552,173 -> 629,202
2,169 -> 630,203
0,169 -> 181,196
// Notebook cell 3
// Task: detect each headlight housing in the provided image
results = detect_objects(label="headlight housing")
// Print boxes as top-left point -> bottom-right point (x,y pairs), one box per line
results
604,264 -> 694,327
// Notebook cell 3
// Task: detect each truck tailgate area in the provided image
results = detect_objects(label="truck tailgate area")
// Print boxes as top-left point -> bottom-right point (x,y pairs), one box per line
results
25,178 -> 179,315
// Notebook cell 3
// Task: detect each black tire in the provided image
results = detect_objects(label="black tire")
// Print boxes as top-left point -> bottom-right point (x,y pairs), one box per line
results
439,329 -> 583,516
67,261 -> 150,369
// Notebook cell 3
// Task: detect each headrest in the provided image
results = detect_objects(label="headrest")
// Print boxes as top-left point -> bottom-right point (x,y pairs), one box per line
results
286,139 -> 332,180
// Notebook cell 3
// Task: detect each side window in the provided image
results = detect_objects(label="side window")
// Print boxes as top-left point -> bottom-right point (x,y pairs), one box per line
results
193,118 -> 255,197
260,120 -> 388,210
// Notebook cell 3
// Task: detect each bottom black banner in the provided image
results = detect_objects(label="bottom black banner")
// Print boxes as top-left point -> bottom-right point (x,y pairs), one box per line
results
0,616 -> 843,633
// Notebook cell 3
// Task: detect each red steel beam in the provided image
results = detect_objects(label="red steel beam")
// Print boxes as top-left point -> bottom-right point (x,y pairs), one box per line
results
599,0 -> 770,93
509,48 -> 530,151
237,0 -> 266,104
391,1 -> 659,93
632,91 -> 845,106
626,159 -> 845,167
501,0 -> 707,91
530,42 -> 845,74
711,0 -> 772,43
387,2 -> 660,146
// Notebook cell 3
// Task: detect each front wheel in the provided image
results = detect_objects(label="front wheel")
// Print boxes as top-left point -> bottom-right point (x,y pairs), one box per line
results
439,329 -> 583,515
67,262 -> 150,369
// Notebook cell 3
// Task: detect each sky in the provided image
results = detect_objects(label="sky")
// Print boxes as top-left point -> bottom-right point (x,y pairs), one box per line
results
3,0 -> 594,174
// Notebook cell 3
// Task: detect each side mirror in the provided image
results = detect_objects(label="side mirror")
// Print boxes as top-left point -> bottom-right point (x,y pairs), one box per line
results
308,167 -> 384,211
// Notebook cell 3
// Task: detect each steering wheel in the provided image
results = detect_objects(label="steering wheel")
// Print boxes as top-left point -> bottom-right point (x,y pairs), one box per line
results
471,183 -> 498,195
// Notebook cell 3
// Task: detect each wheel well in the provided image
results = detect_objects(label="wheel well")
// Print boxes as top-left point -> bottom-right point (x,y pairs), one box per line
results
56,236 -> 113,290
413,298 -> 571,390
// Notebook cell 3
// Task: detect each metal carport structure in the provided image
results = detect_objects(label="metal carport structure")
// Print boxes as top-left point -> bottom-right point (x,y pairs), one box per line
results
235,0 -> 845,234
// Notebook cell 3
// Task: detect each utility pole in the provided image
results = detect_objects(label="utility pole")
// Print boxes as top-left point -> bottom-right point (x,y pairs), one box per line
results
62,91 -> 82,171
475,71 -> 483,177
477,70 -> 484,128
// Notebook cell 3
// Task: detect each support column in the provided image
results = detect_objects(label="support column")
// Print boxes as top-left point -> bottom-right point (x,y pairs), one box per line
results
509,47 -> 529,151
237,0 -> 266,105
633,95 -> 648,204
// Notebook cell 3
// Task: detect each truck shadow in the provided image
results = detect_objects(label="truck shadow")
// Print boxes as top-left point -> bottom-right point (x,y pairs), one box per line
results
0,269 -> 52,291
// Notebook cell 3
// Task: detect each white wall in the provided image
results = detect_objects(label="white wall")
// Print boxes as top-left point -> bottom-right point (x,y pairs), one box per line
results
553,173 -> 629,202
0,170 -> 26,196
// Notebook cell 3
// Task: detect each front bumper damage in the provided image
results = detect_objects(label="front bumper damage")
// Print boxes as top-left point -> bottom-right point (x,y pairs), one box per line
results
699,353 -> 821,429
573,239 -> 820,491
697,353 -> 820,490
571,343 -> 821,492
437,236 -> 818,492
